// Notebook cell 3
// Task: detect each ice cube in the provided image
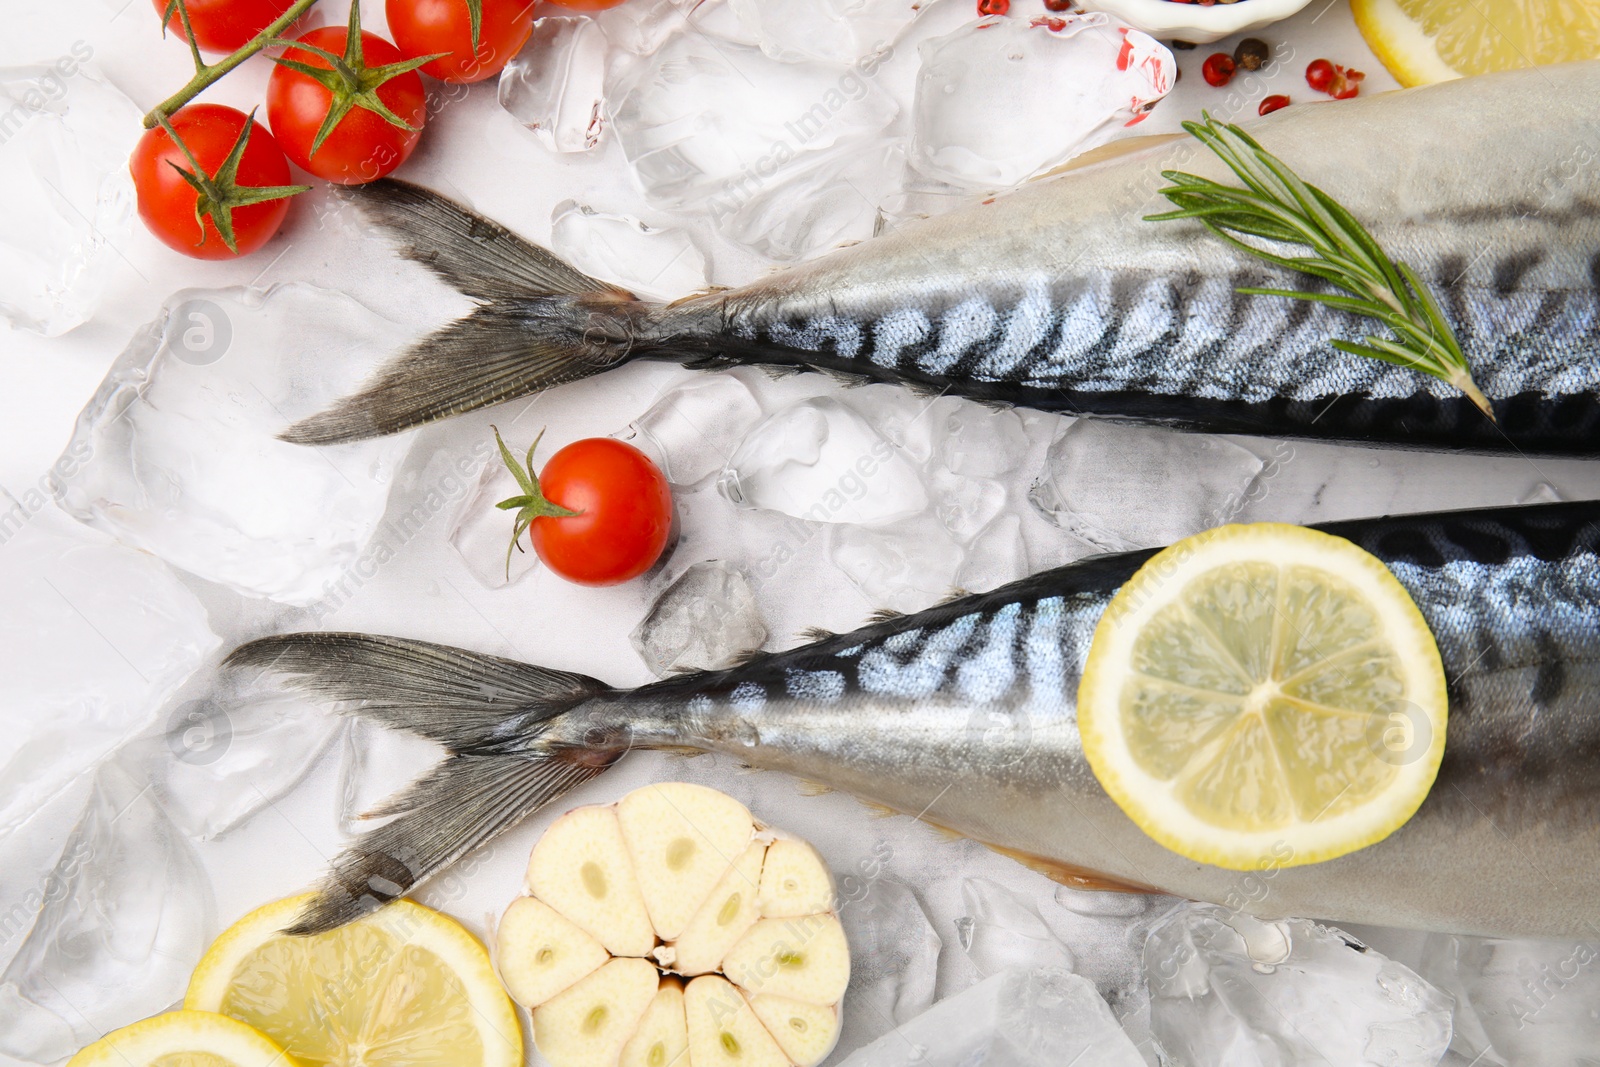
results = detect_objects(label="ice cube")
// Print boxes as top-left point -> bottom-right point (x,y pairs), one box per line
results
446,452 -> 537,591
0,61 -> 141,336
1029,419 -> 1264,552
930,469 -> 1006,544
630,560 -> 768,676
876,393 -> 962,468
0,758 -> 213,1063
1418,933 -> 1600,1067
959,877 -> 1076,978
53,285 -> 416,606
550,201 -> 709,302
498,17 -> 608,153
937,405 -> 1030,479
684,0 -> 764,46
1053,884 -> 1152,919
830,514 -> 963,614
836,878 -> 942,1056
626,374 -> 763,487
719,397 -> 927,526
726,0 -> 917,63
608,30 -> 898,215
835,968 -> 1146,1067
0,500 -> 218,840
910,15 -> 1173,190
141,675 -> 341,841
1144,902 -> 1453,1067
596,0 -> 696,54
956,512 -> 1030,594
716,138 -> 906,261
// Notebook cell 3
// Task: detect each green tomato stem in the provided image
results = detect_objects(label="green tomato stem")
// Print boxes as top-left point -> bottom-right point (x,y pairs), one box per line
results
142,0 -> 322,128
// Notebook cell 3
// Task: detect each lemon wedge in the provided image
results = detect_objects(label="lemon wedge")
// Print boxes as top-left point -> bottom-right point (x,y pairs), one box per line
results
1078,523 -> 1447,870
185,895 -> 521,1067
1353,0 -> 1600,85
67,1011 -> 293,1067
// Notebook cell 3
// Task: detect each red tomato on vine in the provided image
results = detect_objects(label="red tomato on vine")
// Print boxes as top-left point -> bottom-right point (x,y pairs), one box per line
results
266,2 -> 434,184
130,103 -> 307,259
153,0 -> 299,54
386,0 -> 536,83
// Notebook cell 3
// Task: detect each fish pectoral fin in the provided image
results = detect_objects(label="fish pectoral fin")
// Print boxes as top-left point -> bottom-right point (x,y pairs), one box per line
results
981,841 -> 1161,896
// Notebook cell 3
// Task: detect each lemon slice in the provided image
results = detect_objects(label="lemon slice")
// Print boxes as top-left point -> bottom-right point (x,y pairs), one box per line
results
186,895 -> 521,1067
1078,523 -> 1447,870
68,1011 -> 293,1067
1352,0 -> 1600,84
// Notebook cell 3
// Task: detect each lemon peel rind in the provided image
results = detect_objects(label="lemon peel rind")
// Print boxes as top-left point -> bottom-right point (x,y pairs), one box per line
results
185,894 -> 522,1067
1078,523 -> 1448,872
1352,0 -> 1474,85
66,1011 -> 295,1067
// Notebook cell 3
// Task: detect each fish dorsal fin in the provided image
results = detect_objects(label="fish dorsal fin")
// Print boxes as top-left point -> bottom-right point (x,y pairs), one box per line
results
727,647 -> 769,669
758,364 -> 807,381
866,607 -> 906,624
796,626 -> 835,643
981,840 -> 1161,895
1029,131 -> 1187,183
936,588 -> 971,607
821,367 -> 872,389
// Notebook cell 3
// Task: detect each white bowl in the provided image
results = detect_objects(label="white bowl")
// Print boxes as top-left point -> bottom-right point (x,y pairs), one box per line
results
1082,0 -> 1315,43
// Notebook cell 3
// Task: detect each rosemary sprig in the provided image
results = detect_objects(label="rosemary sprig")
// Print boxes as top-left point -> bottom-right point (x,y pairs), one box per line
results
1146,113 -> 1493,421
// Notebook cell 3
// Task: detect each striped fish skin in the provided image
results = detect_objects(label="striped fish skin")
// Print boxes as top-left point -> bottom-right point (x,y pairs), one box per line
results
650,62 -> 1600,455
545,501 -> 1600,938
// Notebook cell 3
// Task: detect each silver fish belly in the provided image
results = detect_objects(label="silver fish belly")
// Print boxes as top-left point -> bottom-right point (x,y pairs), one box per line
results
578,501 -> 1600,938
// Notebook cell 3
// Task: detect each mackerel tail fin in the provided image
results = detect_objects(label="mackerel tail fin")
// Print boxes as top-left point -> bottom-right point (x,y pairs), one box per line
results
225,632 -> 625,934
280,179 -> 651,445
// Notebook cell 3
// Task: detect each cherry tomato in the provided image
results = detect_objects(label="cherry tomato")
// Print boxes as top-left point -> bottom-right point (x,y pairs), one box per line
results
386,0 -> 536,83
266,25 -> 427,184
130,104 -> 300,259
528,439 -> 672,586
153,0 -> 299,53
544,0 -> 627,10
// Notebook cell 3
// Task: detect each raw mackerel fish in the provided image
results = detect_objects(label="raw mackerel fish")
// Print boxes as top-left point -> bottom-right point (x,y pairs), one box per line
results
283,63 -> 1600,455
230,500 -> 1600,940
